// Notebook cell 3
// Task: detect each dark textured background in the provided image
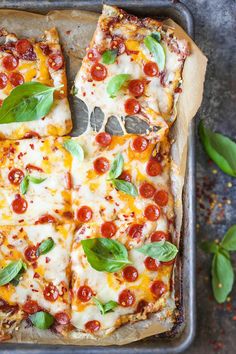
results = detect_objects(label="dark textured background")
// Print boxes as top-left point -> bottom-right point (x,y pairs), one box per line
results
182,0 -> 236,352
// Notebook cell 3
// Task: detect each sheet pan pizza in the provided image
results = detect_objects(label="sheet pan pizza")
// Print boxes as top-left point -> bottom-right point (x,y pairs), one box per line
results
0,5 -> 190,342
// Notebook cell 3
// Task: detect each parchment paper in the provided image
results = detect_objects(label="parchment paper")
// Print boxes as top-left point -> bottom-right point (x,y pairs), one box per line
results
0,8 -> 207,346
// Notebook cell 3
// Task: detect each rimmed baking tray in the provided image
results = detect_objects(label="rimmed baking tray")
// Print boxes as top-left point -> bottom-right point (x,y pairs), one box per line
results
0,1 -> 196,353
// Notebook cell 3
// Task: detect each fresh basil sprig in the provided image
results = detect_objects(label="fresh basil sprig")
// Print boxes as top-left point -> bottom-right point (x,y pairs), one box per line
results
107,74 -> 130,98
20,175 -> 46,195
201,225 -> 236,303
108,153 -> 138,197
36,237 -> 55,257
102,49 -> 118,65
0,260 -> 27,286
30,311 -> 54,330
93,297 -> 118,315
81,238 -> 131,272
0,82 -> 61,124
136,241 -> 178,262
199,121 -> 236,177
144,35 -> 165,71
63,139 -> 84,161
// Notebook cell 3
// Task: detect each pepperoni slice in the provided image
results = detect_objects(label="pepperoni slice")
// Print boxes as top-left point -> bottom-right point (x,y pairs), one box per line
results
85,320 -> 101,333
139,182 -> 156,199
118,289 -> 135,307
76,206 -> 93,223
124,98 -> 141,115
24,246 -> 38,262
144,204 -> 160,221
11,194 -> 28,214
122,266 -> 138,282
55,312 -> 70,325
132,136 -> 149,152
93,157 -> 110,174
0,72 -> 8,89
90,63 -> 107,81
154,190 -> 168,206
144,257 -> 159,271
151,231 -> 170,242
15,39 -> 33,55
25,164 -> 44,173
43,283 -> 59,302
143,62 -> 159,77
128,224 -> 143,239
9,72 -> 24,87
48,53 -> 64,71
146,160 -> 162,177
2,55 -> 19,71
35,214 -> 56,224
101,221 -> 117,238
8,168 -> 24,186
110,38 -> 126,55
77,285 -> 93,302
150,280 -> 166,299
87,48 -> 101,62
22,300 -> 40,314
128,79 -> 144,97
95,132 -> 112,147
118,170 -> 131,182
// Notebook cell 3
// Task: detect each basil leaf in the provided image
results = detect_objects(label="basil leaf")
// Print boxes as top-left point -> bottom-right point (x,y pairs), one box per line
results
137,241 -> 178,262
144,35 -> 165,71
212,251 -> 234,303
0,260 -> 26,286
151,32 -> 161,42
107,74 -> 130,98
93,297 -> 118,315
199,121 -> 236,177
10,268 -> 25,286
0,82 -> 60,124
102,49 -> 118,65
71,85 -> 78,96
221,225 -> 236,251
28,176 -> 46,184
20,176 -> 29,195
36,237 -> 55,257
109,153 -> 124,179
63,139 -> 84,161
30,311 -> 54,329
81,238 -> 131,272
200,241 -> 219,254
112,179 -> 138,197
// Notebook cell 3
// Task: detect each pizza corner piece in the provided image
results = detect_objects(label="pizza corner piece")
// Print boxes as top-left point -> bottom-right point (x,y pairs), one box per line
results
0,27 -> 72,140
74,4 -> 190,135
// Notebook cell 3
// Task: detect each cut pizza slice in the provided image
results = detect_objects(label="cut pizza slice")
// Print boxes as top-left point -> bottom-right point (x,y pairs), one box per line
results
0,28 -> 72,139
0,223 -> 74,340
0,137 -> 73,225
74,5 -> 190,134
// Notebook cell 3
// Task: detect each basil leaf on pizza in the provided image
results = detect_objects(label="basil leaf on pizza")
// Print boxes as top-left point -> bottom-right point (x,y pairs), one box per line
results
30,311 -> 54,329
199,121 -> 236,177
93,297 -> 118,315
0,260 -> 26,286
81,238 -> 131,272
20,175 -> 46,195
0,82 -> 61,124
109,153 -> 124,179
112,179 -> 138,197
151,32 -> 161,42
63,139 -> 84,161
144,35 -> 165,71
36,237 -> 55,257
107,74 -> 130,98
137,241 -> 178,262
102,49 -> 118,64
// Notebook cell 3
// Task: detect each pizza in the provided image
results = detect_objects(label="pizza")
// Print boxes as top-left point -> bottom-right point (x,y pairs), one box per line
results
0,28 -> 72,140
74,5 -> 190,136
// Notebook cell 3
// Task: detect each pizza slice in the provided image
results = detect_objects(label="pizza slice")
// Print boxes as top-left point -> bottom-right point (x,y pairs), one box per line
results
0,28 -> 72,139
74,5 -> 190,135
0,137 -> 73,225
0,223 -> 74,340
69,132 -> 176,335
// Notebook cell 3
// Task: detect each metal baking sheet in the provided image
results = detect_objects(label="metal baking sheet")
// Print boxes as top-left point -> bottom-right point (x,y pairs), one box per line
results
0,1 -> 196,353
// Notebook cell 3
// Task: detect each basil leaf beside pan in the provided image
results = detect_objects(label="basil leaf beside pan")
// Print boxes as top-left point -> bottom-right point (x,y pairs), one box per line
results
199,120 -> 236,177
137,241 -> 178,262
0,260 -> 27,286
144,35 -> 165,71
0,82 -> 62,124
107,74 -> 130,98
81,238 -> 131,272
30,311 -> 54,330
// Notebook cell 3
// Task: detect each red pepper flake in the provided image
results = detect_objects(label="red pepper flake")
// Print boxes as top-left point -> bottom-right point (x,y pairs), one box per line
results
33,272 -> 40,279
233,315 -> 236,321
82,92 -> 86,97
45,257 -> 50,264
29,144 -> 34,150
17,152 -> 24,160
